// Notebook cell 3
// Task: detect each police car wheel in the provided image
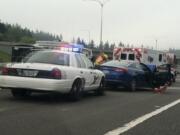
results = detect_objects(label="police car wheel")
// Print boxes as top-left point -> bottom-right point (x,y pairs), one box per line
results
11,89 -> 31,98
69,79 -> 83,101
95,78 -> 105,96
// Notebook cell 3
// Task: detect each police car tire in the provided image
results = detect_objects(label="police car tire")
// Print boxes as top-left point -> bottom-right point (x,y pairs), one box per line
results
11,89 -> 31,98
129,79 -> 136,92
95,78 -> 105,96
69,79 -> 83,101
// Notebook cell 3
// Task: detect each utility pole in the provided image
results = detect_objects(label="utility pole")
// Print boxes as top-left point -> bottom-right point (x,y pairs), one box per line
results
156,39 -> 158,50
84,0 -> 110,47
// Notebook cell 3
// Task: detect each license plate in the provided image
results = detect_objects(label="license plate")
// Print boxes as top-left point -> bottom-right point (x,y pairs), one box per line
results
23,70 -> 38,77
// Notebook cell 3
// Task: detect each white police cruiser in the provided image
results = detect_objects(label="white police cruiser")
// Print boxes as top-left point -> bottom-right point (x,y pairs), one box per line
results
0,44 -> 105,100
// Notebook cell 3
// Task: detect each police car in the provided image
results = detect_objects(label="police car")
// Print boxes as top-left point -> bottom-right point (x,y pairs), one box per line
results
0,44 -> 105,101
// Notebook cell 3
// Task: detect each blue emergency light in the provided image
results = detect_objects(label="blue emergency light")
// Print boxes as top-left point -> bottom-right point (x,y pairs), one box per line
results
70,43 -> 84,53
57,43 -> 84,53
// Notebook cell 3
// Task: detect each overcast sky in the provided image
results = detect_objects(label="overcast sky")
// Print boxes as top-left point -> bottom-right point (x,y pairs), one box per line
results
0,0 -> 180,50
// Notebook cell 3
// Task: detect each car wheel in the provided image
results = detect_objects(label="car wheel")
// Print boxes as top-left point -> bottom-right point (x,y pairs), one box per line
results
173,77 -> 176,82
95,78 -> 105,96
172,74 -> 176,82
69,79 -> 83,101
129,79 -> 136,91
11,89 -> 31,98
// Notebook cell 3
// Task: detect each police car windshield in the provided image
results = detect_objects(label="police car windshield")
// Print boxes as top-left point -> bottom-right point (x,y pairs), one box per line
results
102,60 -> 129,67
25,51 -> 69,66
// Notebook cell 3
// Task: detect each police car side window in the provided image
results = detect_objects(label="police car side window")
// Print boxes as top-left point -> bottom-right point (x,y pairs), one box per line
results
86,59 -> 94,69
75,54 -> 86,68
75,55 -> 81,68
81,55 -> 93,69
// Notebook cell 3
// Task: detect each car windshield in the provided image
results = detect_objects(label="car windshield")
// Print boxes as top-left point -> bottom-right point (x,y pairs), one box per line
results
102,60 -> 129,67
24,51 -> 70,66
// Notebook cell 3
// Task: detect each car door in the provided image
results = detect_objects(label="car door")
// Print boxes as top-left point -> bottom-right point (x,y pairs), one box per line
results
133,63 -> 148,87
75,54 -> 94,89
75,54 -> 89,86
156,64 -> 170,85
80,55 -> 98,88
139,63 -> 154,88
128,63 -> 145,87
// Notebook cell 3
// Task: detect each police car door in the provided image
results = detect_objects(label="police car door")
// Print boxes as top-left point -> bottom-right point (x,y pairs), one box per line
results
81,55 -> 98,88
75,54 -> 94,90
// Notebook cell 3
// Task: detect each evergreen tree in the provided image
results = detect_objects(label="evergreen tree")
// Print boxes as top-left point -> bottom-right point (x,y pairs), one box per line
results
0,21 -> 7,33
118,42 -> 124,47
104,41 -> 110,50
88,40 -> 95,49
59,34 -> 63,41
81,39 -> 87,47
76,37 -> 81,44
110,43 -> 116,50
99,41 -> 104,50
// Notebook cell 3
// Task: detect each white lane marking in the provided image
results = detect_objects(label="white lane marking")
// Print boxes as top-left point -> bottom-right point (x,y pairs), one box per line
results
155,105 -> 161,108
105,98 -> 180,135
168,86 -> 180,90
175,79 -> 180,82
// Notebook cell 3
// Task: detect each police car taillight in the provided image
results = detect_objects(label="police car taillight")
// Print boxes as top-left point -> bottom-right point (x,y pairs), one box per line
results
51,68 -> 61,79
1,67 -> 17,75
0,67 -> 8,75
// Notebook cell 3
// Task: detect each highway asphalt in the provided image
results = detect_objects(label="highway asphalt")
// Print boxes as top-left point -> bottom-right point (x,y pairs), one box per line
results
0,76 -> 180,135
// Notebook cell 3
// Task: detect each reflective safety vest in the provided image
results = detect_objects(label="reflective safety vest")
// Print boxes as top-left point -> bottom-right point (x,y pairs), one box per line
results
95,53 -> 108,65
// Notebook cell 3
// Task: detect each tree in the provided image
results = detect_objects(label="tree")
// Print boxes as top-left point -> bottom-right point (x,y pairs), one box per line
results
0,22 -> 7,33
59,34 -> 63,41
99,41 -> 104,51
118,42 -> 124,47
0,21 -> 63,43
88,40 -> 95,49
76,37 -> 81,44
110,43 -> 116,50
81,39 -> 87,47
104,41 -> 110,50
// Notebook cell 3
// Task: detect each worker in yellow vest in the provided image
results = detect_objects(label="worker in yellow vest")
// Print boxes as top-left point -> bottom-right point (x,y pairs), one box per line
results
95,52 -> 108,65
